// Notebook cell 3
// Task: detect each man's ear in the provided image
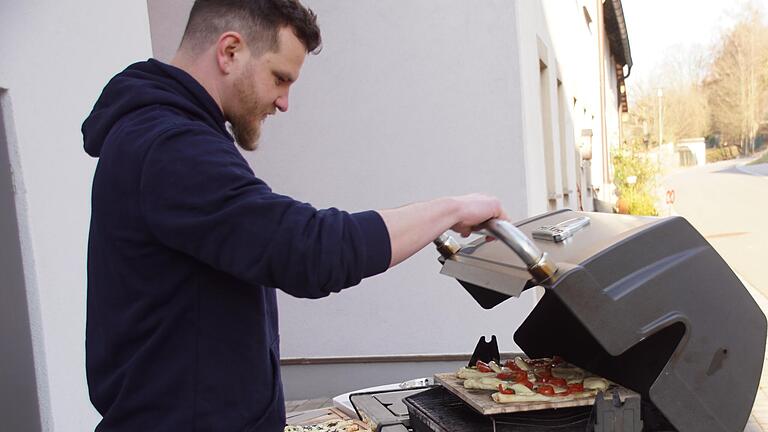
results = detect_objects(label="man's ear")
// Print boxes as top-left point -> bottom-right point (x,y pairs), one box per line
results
215,31 -> 246,75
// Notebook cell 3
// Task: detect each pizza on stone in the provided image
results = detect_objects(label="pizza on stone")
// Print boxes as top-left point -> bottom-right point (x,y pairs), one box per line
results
455,356 -> 611,404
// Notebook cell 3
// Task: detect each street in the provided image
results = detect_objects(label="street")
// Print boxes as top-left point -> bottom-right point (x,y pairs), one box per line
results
661,157 -> 768,431
662,157 -> 768,297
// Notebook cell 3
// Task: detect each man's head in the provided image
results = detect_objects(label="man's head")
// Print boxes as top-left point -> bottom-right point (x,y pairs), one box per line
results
175,0 -> 321,150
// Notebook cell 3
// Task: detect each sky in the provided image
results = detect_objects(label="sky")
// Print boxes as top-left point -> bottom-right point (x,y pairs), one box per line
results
622,0 -> 768,85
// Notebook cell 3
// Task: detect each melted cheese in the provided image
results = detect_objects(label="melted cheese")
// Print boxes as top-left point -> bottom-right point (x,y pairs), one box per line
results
464,376 -> 504,391
456,367 -> 496,380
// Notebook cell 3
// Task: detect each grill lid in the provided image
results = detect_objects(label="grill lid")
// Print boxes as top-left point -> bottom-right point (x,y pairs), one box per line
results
436,209 -> 766,432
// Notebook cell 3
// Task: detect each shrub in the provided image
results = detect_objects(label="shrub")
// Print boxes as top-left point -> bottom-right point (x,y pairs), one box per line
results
617,187 -> 659,216
706,146 -> 740,163
612,148 -> 659,216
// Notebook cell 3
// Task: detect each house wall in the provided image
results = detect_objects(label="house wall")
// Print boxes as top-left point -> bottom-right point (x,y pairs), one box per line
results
0,89 -> 41,432
144,0 -> 628,400
0,0 -> 629,425
515,0 -> 612,215
0,2 -> 153,430
145,0 -> 539,399
254,0 -> 535,360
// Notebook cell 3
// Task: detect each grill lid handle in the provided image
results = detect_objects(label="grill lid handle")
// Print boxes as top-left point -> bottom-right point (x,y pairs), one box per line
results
480,219 -> 558,283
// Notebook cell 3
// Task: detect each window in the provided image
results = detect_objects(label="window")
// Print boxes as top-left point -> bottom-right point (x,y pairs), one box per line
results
539,59 -> 557,211
557,79 -> 571,209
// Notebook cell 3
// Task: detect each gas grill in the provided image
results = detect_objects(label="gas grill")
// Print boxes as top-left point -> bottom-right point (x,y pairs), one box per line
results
417,209 -> 767,432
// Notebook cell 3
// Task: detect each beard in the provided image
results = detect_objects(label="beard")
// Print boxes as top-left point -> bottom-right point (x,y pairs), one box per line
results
228,118 -> 261,151
228,66 -> 268,151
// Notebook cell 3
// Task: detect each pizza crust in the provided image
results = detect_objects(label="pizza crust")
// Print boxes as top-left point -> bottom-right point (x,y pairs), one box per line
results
492,392 -> 575,403
463,377 -> 504,391
491,388 -> 599,404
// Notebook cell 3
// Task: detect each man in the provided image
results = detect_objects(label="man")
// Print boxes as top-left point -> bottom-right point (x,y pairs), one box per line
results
82,1 -> 508,430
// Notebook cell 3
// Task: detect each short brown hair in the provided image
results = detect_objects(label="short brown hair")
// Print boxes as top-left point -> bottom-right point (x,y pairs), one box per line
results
180,0 -> 322,55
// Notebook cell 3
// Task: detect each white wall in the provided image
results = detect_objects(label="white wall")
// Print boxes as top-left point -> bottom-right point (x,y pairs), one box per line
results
0,2 -> 153,430
678,138 -> 706,167
0,0 -> 630,424
252,0 -> 536,358
144,0 -> 539,399
0,0 -> 629,422
143,0 -> 626,362
0,91 -> 41,432
147,0 -> 192,61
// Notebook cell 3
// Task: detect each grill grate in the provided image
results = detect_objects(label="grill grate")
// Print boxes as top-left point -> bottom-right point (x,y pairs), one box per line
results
403,386 -> 591,432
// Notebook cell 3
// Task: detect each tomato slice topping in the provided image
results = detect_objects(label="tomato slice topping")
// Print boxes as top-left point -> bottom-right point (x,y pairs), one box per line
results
476,360 -> 492,373
548,377 -> 567,387
497,371 -> 526,381
536,385 -> 555,396
513,371 -> 528,382
568,383 -> 584,393
498,384 -> 515,395
503,359 -> 522,371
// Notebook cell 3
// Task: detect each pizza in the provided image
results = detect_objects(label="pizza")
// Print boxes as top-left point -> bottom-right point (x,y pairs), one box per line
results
455,356 -> 610,404
284,419 -> 360,432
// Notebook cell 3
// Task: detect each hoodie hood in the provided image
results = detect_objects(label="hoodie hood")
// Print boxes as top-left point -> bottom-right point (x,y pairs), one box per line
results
82,59 -> 229,157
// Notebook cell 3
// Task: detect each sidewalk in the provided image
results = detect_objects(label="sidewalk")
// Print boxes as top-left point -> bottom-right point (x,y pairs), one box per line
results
742,276 -> 768,432
738,161 -> 768,177
731,158 -> 768,431
722,149 -> 768,430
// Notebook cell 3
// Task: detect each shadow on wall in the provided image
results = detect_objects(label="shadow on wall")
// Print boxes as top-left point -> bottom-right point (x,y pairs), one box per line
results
0,89 -> 42,432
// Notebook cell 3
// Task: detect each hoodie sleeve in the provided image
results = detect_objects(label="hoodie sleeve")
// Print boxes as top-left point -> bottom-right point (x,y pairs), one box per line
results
139,124 -> 391,298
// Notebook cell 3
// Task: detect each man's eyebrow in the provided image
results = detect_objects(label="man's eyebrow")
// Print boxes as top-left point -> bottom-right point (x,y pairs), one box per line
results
274,70 -> 296,83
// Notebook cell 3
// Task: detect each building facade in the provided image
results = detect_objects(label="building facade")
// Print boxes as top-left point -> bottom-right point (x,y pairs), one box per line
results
0,1 -> 630,429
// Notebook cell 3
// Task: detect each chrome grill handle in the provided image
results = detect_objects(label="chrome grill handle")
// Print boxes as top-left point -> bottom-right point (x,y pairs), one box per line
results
480,219 -> 558,283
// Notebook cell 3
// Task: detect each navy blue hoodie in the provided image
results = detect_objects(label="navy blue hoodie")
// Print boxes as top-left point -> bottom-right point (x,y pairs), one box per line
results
82,59 -> 391,432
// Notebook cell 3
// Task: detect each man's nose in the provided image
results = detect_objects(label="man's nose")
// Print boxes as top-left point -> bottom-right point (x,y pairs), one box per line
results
275,95 -> 289,112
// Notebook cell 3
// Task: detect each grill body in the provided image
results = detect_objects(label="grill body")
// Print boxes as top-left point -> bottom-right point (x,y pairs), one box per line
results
440,210 -> 766,432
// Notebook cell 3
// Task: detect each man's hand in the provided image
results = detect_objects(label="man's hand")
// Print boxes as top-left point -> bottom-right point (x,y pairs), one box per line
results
378,194 -> 509,267
448,193 -> 509,237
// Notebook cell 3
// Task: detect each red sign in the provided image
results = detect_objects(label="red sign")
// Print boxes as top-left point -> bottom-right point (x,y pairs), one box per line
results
665,189 -> 676,205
